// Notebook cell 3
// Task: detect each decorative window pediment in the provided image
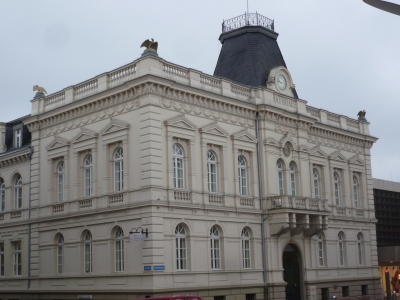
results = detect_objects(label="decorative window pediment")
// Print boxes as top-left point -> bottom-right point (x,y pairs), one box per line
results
46,136 -> 70,151
164,114 -> 197,131
100,118 -> 130,136
230,129 -> 257,144
264,138 -> 279,147
309,145 -> 328,158
72,127 -> 98,144
199,121 -> 229,138
348,154 -> 364,166
328,150 -> 347,162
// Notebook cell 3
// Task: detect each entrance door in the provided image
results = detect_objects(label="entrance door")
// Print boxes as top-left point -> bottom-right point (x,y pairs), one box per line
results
283,244 -> 302,300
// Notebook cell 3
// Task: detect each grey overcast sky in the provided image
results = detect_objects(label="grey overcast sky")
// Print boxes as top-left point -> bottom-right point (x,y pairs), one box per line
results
0,0 -> 398,181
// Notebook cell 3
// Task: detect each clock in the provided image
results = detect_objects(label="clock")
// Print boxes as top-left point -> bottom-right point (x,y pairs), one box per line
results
277,74 -> 287,91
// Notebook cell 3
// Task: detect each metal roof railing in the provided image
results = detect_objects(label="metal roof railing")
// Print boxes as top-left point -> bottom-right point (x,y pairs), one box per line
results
222,12 -> 274,33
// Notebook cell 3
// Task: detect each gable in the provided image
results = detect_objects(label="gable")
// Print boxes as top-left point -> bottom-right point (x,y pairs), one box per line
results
100,118 -> 130,136
199,121 -> 229,138
348,154 -> 365,166
72,128 -> 98,144
309,145 -> 327,158
164,114 -> 197,131
231,129 -> 257,144
46,136 -> 70,151
328,150 -> 347,162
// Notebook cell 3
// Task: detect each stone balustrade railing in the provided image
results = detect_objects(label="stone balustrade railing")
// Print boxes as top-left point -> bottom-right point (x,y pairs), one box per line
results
264,196 -> 329,212
32,54 -> 365,135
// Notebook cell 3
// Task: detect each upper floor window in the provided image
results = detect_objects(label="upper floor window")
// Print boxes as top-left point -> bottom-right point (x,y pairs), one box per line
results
115,227 -> 124,272
172,144 -> 184,189
14,175 -> 22,209
207,150 -> 218,193
353,176 -> 359,208
84,231 -> 92,273
338,232 -> 344,266
84,155 -> 93,197
114,148 -> 124,192
357,233 -> 364,265
57,235 -> 64,275
13,241 -> 21,276
313,168 -> 320,199
0,178 -> 5,211
210,226 -> 221,270
241,228 -> 251,269
175,224 -> 187,270
277,160 -> 284,195
57,162 -> 65,202
289,162 -> 296,196
0,242 -> 4,276
317,234 -> 325,267
14,128 -> 22,148
334,172 -> 340,205
238,155 -> 248,196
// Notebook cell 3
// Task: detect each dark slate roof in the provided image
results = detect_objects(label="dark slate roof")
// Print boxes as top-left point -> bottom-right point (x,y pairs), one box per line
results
214,26 -> 298,98
1,114 -> 32,156
6,114 -> 31,124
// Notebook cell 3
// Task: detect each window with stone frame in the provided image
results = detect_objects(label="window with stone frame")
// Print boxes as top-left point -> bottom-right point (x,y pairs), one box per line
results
113,147 -> 124,192
172,144 -> 185,189
277,160 -> 284,195
57,162 -> 65,202
84,231 -> 93,273
210,226 -> 221,269
115,227 -> 124,272
14,174 -> 22,209
57,234 -> 64,275
333,172 -> 341,206
238,155 -> 248,196
175,224 -> 187,270
353,175 -> 360,208
207,150 -> 218,193
313,168 -> 320,199
241,227 -> 251,269
84,155 -> 93,197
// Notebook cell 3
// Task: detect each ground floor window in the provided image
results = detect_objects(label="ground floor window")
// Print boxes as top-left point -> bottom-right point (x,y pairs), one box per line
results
342,286 -> 349,297
321,288 -> 329,300
246,294 -> 255,300
361,285 -> 368,295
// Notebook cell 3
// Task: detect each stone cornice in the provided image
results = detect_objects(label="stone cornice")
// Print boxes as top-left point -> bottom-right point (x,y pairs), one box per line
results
0,148 -> 31,168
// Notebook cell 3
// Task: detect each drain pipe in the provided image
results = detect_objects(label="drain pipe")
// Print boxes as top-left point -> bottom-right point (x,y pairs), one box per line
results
27,145 -> 34,293
255,112 -> 268,300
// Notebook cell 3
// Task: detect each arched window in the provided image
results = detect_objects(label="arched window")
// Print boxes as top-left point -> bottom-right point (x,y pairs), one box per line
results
172,144 -> 184,189
115,228 -> 124,272
0,178 -> 5,211
317,234 -> 325,267
238,156 -> 248,196
289,162 -> 296,196
353,176 -> 359,208
313,168 -> 320,199
175,224 -> 187,270
14,175 -> 22,209
84,155 -> 93,197
114,148 -> 124,192
207,151 -> 217,193
334,172 -> 340,205
57,162 -> 65,202
277,161 -> 284,195
57,235 -> 64,275
210,226 -> 221,269
357,233 -> 363,265
241,228 -> 251,269
338,232 -> 344,266
84,231 -> 92,273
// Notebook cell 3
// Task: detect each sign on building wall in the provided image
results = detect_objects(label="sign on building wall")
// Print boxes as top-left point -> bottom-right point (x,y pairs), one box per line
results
309,286 -> 317,300
130,232 -> 145,242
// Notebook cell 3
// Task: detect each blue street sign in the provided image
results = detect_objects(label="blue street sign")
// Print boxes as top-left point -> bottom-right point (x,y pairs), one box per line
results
153,265 -> 165,271
144,266 -> 151,271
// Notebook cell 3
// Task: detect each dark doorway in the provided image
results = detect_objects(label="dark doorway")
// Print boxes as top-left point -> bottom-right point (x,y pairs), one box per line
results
283,244 -> 302,300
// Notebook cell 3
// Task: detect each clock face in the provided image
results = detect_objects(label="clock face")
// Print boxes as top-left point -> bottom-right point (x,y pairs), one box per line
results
277,74 -> 287,90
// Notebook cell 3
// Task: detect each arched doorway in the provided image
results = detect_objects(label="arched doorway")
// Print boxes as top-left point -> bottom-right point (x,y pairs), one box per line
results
283,244 -> 303,300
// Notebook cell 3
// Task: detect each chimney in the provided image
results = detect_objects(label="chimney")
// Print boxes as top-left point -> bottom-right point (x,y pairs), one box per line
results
0,123 -> 6,153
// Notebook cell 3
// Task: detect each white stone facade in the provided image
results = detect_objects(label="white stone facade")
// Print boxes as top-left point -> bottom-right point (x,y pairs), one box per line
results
0,53 -> 380,300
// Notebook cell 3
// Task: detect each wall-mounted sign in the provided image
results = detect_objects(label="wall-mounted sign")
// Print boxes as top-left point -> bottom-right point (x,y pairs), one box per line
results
153,265 -> 165,271
144,266 -> 151,271
309,286 -> 316,300
130,232 -> 145,242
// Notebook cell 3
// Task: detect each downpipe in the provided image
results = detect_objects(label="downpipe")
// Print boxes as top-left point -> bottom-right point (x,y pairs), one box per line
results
27,145 -> 34,294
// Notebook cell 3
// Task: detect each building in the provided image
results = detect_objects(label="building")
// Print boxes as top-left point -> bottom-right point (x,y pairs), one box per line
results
0,12 -> 381,300
373,178 -> 400,295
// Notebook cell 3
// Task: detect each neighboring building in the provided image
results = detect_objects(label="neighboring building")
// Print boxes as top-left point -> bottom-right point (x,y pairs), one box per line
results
374,179 -> 400,295
0,12 -> 380,300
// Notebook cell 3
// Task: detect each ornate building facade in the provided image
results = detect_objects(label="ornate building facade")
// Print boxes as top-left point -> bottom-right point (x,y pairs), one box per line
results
0,12 -> 380,300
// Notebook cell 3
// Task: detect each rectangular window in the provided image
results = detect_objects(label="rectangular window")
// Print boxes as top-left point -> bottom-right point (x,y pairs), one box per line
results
0,242 -> 4,276
321,288 -> 329,300
342,286 -> 349,297
210,238 -> 220,269
14,129 -> 22,148
84,242 -> 92,273
57,244 -> 64,274
176,236 -> 187,270
13,241 -> 22,276
115,239 -> 124,272
278,171 -> 284,195
246,294 -> 255,300
242,239 -> 250,268
361,285 -> 368,295
318,240 -> 324,266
